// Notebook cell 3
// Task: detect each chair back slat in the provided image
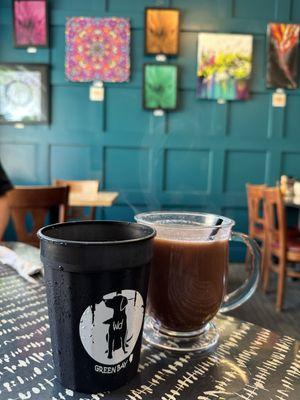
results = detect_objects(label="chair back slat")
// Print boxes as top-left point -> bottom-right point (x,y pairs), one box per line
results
263,186 -> 286,255
7,186 -> 69,247
246,184 -> 266,236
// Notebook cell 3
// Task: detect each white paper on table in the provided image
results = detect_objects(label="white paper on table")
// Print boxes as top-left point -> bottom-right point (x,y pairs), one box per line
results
0,245 -> 42,284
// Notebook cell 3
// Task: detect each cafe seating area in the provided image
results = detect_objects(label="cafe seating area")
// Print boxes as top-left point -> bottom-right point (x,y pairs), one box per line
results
246,183 -> 300,311
1,1 -> 300,399
226,183 -> 300,339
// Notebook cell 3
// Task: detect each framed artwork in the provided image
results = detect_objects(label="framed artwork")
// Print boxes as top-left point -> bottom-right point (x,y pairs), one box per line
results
196,33 -> 253,101
266,23 -> 300,89
65,17 -> 130,83
0,63 -> 49,124
143,64 -> 178,110
13,0 -> 48,48
145,8 -> 180,56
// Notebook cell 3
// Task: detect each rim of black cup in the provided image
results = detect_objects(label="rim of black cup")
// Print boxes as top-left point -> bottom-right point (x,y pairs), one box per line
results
37,220 -> 156,246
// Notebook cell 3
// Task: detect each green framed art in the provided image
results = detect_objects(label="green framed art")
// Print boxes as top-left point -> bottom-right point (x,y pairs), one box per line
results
143,64 -> 178,111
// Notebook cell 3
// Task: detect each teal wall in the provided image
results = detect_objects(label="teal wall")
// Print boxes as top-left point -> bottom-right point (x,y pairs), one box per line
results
1,0 -> 300,250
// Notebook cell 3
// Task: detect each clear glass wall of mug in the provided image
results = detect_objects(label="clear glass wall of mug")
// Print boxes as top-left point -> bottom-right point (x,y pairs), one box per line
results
135,212 -> 260,353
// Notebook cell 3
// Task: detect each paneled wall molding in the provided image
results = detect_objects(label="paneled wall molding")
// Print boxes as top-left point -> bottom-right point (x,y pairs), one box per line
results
212,102 -> 228,136
268,102 -> 286,138
274,0 -> 292,21
1,0 -> 300,255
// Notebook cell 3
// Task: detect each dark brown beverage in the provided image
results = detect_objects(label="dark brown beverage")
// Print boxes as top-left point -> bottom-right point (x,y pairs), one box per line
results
148,237 -> 229,332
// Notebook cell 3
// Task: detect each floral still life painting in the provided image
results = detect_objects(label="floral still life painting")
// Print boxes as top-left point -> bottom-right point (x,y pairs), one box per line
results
145,8 -> 180,55
65,17 -> 130,83
13,0 -> 48,47
196,33 -> 253,101
0,64 -> 49,124
143,64 -> 178,110
266,23 -> 300,89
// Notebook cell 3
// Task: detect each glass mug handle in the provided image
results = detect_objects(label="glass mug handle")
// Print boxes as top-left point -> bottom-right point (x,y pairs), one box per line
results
219,231 -> 261,313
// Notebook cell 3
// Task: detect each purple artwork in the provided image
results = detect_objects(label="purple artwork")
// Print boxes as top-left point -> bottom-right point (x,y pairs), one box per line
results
13,0 -> 48,47
65,17 -> 131,83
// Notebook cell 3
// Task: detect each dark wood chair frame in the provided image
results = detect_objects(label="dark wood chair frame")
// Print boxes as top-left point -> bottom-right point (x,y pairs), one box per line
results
7,185 -> 69,247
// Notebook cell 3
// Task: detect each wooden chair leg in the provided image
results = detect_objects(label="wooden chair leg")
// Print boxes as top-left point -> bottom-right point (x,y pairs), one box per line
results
276,259 -> 286,311
262,244 -> 271,292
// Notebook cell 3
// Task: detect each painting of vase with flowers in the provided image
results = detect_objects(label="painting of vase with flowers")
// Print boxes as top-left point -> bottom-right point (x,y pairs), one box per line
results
196,33 -> 253,101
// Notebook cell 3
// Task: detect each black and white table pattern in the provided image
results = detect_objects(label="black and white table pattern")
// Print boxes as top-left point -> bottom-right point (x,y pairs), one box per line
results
0,246 -> 300,400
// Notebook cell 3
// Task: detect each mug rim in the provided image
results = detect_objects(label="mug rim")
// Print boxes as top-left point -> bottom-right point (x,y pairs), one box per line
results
135,211 -> 235,230
37,220 -> 156,246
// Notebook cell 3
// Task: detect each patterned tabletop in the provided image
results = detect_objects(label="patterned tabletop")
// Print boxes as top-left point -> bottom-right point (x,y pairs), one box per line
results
0,247 -> 300,400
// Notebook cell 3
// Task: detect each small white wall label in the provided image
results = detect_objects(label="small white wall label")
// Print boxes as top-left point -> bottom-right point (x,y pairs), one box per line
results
26,47 -> 37,54
153,109 -> 165,117
90,81 -> 104,102
155,54 -> 167,62
272,89 -> 286,108
14,123 -> 25,129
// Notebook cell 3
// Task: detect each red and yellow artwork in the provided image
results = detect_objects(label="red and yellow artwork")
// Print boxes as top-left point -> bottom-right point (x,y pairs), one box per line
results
267,23 -> 300,89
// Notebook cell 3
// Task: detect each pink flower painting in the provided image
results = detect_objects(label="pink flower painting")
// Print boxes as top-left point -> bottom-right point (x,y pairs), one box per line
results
14,0 -> 48,47
65,17 -> 131,83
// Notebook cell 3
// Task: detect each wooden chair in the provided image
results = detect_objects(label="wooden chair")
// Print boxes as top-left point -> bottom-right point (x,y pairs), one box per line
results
7,186 -> 69,247
246,184 -> 267,281
54,179 -> 99,220
263,186 -> 300,310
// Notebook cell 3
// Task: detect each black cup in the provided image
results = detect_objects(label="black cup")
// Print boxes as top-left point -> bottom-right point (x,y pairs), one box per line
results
38,220 -> 156,393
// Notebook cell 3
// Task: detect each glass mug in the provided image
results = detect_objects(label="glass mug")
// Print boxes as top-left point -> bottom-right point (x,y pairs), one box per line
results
135,211 -> 260,352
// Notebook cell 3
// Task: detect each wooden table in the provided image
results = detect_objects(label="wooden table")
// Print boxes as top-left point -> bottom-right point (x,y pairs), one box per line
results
1,244 -> 300,400
68,191 -> 119,207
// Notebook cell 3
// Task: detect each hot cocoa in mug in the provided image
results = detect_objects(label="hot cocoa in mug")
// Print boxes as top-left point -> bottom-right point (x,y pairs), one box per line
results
135,212 -> 260,352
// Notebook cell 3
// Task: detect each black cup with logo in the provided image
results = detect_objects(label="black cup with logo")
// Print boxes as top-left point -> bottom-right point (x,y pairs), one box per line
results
38,220 -> 156,393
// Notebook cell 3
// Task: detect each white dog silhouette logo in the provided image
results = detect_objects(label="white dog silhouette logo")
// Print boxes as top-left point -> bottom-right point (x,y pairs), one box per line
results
79,290 -> 144,366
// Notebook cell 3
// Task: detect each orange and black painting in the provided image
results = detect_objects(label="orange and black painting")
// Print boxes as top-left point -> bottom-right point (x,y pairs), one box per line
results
145,8 -> 180,56
267,23 -> 300,89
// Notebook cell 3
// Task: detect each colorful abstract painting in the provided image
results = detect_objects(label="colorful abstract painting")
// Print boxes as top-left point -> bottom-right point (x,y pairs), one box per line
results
196,33 -> 253,101
65,17 -> 130,83
145,8 -> 180,55
143,64 -> 178,110
13,0 -> 48,47
0,64 -> 49,124
267,23 -> 300,89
